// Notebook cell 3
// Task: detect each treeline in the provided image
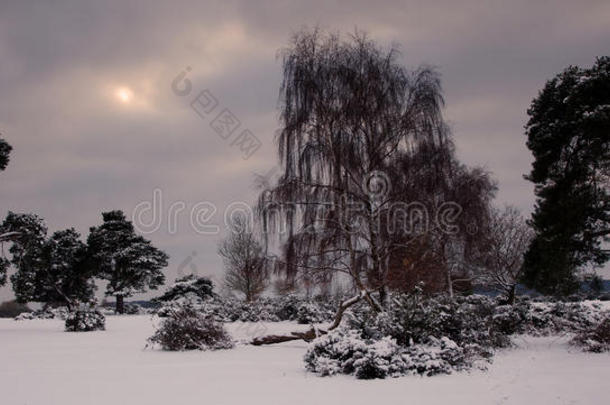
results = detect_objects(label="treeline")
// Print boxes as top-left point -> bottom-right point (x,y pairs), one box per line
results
0,210 -> 168,313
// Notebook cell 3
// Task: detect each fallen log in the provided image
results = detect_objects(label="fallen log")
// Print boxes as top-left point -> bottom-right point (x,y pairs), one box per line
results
250,293 -> 367,346
251,327 -> 325,346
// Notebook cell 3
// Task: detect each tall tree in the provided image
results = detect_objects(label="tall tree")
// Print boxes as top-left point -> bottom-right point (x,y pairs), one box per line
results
1,212 -> 47,293
0,136 -> 11,172
258,29 -> 462,328
218,214 -> 268,301
0,257 -> 8,287
87,210 -> 168,313
1,214 -> 94,308
14,229 -> 94,309
0,136 -> 14,285
522,57 -> 610,295
386,144 -> 496,297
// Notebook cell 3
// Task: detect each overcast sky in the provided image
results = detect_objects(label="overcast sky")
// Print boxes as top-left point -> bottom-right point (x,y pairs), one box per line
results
1,0 -> 609,301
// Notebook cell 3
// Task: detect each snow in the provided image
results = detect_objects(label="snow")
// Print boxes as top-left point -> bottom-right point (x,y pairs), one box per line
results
1,316 -> 608,405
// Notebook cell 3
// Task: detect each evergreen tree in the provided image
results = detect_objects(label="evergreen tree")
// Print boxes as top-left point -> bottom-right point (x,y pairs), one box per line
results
87,210 -> 168,313
1,212 -> 47,296
0,258 -> 8,287
0,136 -> 11,172
1,213 -> 94,308
14,229 -> 94,308
522,57 -> 610,295
0,136 -> 15,286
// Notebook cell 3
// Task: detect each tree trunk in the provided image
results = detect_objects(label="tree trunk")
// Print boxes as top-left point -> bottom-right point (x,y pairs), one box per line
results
115,295 -> 124,314
507,284 -> 516,305
252,328 -> 321,345
378,286 -> 387,308
446,268 -> 454,299
251,293 -> 363,346
328,293 -> 362,330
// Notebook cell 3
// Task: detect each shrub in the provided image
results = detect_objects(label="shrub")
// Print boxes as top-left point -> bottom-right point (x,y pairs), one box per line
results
148,304 -> 234,351
350,292 -> 510,355
155,294 -> 339,324
123,302 -> 142,315
154,275 -> 215,303
16,307 -> 69,320
305,291 -> 527,379
571,318 -> 610,353
524,302 -> 605,335
304,327 -> 407,379
65,310 -> 105,332
305,291 -> 610,379
0,300 -> 31,318
492,304 -> 529,335
297,302 -> 325,324
304,326 -> 465,379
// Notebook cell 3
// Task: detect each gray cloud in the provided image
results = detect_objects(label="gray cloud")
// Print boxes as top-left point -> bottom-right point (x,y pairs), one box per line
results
2,0 -> 609,301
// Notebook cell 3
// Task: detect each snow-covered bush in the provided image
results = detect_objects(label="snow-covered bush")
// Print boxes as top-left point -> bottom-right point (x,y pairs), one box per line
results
304,326 -> 467,379
304,327 -> 407,379
570,317 -> 610,353
65,309 -> 105,332
155,294 -> 338,324
272,294 -> 303,320
148,304 -> 234,351
154,275 -> 215,304
16,307 -> 69,320
523,301 -> 605,335
297,302 -> 326,324
305,290 -> 528,379
123,302 -> 142,315
14,312 -> 35,321
492,303 -> 529,335
350,291 -> 510,357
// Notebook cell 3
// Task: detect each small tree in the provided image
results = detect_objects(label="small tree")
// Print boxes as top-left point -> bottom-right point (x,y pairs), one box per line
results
218,214 -> 267,302
479,206 -> 533,304
87,210 -> 168,313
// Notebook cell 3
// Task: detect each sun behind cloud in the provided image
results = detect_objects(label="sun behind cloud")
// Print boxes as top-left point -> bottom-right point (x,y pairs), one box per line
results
115,87 -> 133,103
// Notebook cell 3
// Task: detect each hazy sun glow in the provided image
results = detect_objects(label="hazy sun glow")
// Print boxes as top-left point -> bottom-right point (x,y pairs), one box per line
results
116,87 -> 132,103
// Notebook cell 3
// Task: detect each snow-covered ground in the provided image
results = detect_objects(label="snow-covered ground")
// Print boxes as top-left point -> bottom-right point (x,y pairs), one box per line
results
0,315 -> 608,405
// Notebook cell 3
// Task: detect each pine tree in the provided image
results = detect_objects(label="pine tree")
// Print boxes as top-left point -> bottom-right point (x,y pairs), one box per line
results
87,210 -> 168,313
0,136 -> 14,286
14,229 -> 94,308
0,258 -> 8,287
1,213 -> 94,308
522,57 -> 610,295
1,212 -> 47,296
